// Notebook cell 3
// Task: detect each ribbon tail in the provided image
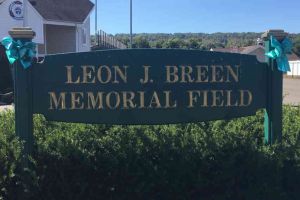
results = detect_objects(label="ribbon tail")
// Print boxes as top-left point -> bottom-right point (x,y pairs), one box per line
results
282,57 -> 290,72
1,37 -> 13,49
5,50 -> 16,64
19,48 -> 27,58
20,59 -> 32,69
276,57 -> 290,72
27,50 -> 36,58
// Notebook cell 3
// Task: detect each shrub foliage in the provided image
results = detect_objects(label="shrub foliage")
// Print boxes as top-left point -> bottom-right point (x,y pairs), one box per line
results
1,107 -> 300,200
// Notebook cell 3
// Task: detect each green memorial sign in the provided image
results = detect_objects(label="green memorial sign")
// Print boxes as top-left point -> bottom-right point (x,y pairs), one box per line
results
32,49 -> 267,124
6,28 -> 288,161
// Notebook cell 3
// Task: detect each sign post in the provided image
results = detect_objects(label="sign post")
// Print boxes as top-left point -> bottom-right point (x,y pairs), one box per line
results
262,30 -> 287,144
9,27 -> 35,163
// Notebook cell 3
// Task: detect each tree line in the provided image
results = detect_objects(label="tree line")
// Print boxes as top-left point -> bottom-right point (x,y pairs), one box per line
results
109,32 -> 300,55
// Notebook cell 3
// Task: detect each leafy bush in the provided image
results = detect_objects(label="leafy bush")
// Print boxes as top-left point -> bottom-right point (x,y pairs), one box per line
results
0,106 -> 300,200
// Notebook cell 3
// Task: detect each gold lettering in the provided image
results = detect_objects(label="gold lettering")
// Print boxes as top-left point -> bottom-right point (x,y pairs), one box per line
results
226,65 -> 239,82
225,90 -> 238,107
106,92 -> 120,109
71,92 -> 84,110
239,90 -> 253,107
166,66 -> 179,83
180,66 -> 194,83
164,91 -> 177,108
65,66 -> 80,84
211,65 -> 224,83
113,65 -> 128,84
187,90 -> 201,108
97,65 -> 112,84
149,91 -> 161,108
122,91 -> 136,109
211,90 -> 224,107
138,91 -> 145,109
195,65 -> 209,82
202,90 -> 208,107
82,65 -> 96,84
140,65 -> 151,84
87,92 -> 104,109
49,92 -> 66,110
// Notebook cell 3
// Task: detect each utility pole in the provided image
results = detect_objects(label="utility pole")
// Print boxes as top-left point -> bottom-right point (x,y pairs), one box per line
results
95,0 -> 98,34
130,0 -> 133,48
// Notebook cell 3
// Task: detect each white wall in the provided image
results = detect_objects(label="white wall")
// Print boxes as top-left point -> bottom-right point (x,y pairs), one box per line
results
27,0 -> 43,43
77,17 -> 91,52
0,0 -> 44,44
0,0 -> 22,39
288,61 -> 300,77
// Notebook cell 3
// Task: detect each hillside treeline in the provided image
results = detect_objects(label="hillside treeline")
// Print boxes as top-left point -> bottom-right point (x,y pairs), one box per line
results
110,32 -> 300,55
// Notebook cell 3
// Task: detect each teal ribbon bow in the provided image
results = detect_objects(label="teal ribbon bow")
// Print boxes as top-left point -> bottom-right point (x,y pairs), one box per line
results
0,37 -> 36,69
265,35 -> 292,72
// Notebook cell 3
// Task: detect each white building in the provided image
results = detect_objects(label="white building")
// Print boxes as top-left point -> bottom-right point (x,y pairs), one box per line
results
287,53 -> 300,77
0,0 -> 94,55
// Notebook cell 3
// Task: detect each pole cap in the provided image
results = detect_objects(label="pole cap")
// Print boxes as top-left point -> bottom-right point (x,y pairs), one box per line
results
9,27 -> 36,39
262,30 -> 288,41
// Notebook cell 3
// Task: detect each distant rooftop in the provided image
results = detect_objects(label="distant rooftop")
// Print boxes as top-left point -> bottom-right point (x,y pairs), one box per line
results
213,45 -> 300,62
288,52 -> 300,61
29,0 -> 94,23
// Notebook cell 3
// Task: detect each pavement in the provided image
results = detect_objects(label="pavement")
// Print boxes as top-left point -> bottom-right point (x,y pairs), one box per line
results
0,78 -> 299,112
283,78 -> 300,105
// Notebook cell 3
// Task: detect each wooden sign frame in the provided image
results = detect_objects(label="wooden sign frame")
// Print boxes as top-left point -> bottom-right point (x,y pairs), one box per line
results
9,28 -> 286,162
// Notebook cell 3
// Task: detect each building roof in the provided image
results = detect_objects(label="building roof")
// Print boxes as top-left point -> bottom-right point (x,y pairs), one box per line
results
29,0 -> 94,23
213,45 -> 263,54
240,45 -> 264,54
213,47 -> 244,54
213,45 -> 300,62
288,52 -> 300,61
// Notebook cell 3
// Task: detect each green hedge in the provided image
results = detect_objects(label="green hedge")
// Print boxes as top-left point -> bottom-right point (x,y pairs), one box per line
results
1,106 -> 300,200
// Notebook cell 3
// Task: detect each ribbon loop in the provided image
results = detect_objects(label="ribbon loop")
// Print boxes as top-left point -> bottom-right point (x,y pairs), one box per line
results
265,35 -> 293,72
0,37 -> 36,69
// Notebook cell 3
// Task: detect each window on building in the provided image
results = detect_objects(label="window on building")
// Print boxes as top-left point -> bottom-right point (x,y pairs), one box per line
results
81,28 -> 87,45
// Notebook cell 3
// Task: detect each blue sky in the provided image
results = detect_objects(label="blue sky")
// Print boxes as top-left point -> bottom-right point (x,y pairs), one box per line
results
90,0 -> 300,35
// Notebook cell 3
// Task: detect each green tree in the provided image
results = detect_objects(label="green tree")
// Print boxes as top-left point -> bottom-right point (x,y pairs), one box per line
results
154,40 -> 164,48
165,38 -> 185,49
187,38 -> 200,49
134,36 -> 150,48
293,36 -> 300,55
120,37 -> 130,47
